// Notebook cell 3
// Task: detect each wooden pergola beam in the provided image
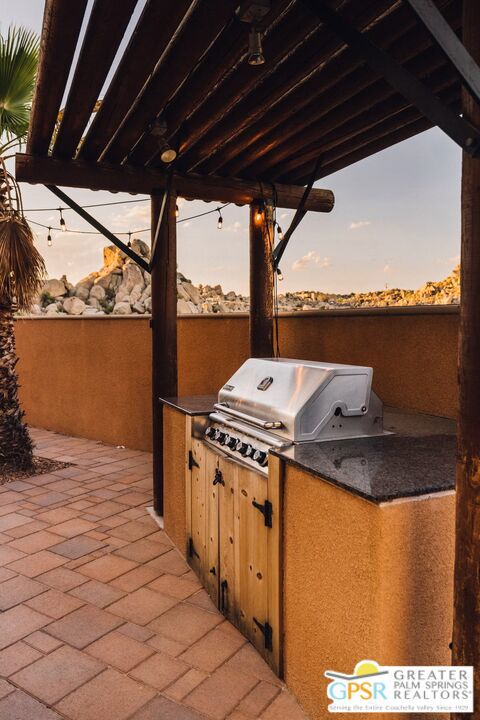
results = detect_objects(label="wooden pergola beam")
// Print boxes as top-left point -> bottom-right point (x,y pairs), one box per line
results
15,154 -> 335,212
452,0 -> 480,714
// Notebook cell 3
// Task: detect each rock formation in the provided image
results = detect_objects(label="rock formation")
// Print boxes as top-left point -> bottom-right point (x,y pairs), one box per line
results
29,239 -> 461,316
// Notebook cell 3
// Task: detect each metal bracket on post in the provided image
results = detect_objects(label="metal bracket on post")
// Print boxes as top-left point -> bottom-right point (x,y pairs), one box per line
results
272,157 -> 322,273
45,184 -> 150,273
150,170 -> 174,270
299,0 -> 480,156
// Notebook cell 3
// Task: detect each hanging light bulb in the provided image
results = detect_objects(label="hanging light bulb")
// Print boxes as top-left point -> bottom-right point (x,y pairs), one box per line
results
127,232 -> 132,248
47,228 -> 52,247
175,204 -> 179,218
254,202 -> 264,224
217,209 -> 223,229
160,143 -> 177,164
59,208 -> 66,232
248,27 -> 265,66
276,267 -> 283,281
276,224 -> 284,241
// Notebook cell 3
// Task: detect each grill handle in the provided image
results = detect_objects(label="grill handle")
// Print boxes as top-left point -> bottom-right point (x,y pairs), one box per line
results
214,404 -> 283,430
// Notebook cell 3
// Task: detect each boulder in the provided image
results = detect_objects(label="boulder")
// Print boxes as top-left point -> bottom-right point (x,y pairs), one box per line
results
89,285 -> 106,301
87,298 -> 101,309
74,284 -> 90,302
83,307 -> 104,315
103,245 -> 126,269
41,278 -> 67,298
63,297 -> 86,316
115,288 -> 131,304
181,282 -> 202,305
30,304 -> 42,315
130,238 -> 150,259
144,297 -> 152,312
45,303 -> 59,314
132,301 -> 145,314
121,262 -> 145,292
113,301 -> 132,315
225,291 -> 237,301
177,299 -> 192,314
75,272 -> 97,291
129,283 -> 144,305
95,271 -> 121,290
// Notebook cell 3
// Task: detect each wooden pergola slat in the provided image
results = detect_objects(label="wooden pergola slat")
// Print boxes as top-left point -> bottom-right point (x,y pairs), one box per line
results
173,0 -> 389,172
283,88 -> 459,183
210,2 -> 459,176
244,60 -> 457,179
101,0 -> 240,165
130,1 -> 292,168
27,0 -> 88,156
51,0 -> 138,160
78,0 -> 193,163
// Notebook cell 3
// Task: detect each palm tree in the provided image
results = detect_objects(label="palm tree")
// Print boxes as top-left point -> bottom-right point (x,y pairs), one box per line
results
0,27 -> 44,471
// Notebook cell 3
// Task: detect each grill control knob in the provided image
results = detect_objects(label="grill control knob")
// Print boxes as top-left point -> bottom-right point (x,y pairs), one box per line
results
236,441 -> 253,457
204,426 -> 215,438
235,441 -> 248,456
214,430 -> 226,444
225,434 -> 237,449
244,444 -> 254,458
253,450 -> 268,466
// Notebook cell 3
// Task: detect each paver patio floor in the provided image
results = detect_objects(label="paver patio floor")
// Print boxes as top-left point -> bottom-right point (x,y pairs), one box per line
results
0,428 -> 307,720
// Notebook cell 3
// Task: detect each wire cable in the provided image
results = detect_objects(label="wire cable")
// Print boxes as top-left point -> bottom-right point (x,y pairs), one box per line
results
25,202 -> 232,237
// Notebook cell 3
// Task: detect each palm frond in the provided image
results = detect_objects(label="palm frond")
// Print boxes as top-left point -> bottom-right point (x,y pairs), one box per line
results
0,26 -> 39,144
0,214 -> 46,311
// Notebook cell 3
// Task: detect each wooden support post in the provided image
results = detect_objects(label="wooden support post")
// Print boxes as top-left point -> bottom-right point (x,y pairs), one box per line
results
249,202 -> 274,358
452,0 -> 480,715
150,192 -> 178,516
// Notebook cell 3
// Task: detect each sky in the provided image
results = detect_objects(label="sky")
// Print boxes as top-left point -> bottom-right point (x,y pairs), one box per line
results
0,0 -> 462,296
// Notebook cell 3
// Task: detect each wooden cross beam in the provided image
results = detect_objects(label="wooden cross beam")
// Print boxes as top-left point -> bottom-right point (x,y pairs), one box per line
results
15,154 -> 335,212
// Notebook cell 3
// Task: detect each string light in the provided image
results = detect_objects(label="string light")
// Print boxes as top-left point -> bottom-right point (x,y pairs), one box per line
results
127,232 -> 132,248
248,27 -> 265,66
47,227 -> 52,247
175,203 -> 179,218
59,208 -> 66,232
26,202 -> 232,240
276,223 -> 284,241
217,208 -> 223,229
254,203 -> 264,224
276,267 -> 283,281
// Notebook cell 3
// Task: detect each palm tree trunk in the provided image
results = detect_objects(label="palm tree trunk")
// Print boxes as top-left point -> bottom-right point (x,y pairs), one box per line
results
0,299 -> 33,470
0,167 -> 34,471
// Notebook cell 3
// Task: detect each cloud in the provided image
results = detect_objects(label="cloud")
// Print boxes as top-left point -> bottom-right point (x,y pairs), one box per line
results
349,220 -> 371,230
111,203 -> 150,228
292,251 -> 331,271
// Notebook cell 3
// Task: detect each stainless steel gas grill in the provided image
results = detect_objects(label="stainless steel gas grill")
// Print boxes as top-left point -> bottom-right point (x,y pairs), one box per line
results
203,358 -> 385,474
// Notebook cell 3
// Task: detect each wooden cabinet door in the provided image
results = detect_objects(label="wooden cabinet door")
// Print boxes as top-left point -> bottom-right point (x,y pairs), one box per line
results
233,465 -> 271,661
187,441 -> 219,605
187,441 -> 281,675
188,438 -> 207,580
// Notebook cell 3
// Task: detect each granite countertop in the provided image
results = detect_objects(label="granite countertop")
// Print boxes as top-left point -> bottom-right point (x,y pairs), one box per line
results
160,395 -> 216,416
271,408 -> 456,503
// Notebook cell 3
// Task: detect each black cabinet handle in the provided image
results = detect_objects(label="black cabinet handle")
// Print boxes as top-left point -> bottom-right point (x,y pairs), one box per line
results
220,579 -> 228,612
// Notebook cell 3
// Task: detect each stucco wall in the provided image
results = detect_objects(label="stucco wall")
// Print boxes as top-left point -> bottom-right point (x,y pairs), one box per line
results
15,307 -> 458,450
282,462 -> 455,720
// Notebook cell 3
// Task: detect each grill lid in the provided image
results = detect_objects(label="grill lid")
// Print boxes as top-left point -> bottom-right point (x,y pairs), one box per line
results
217,358 -> 378,443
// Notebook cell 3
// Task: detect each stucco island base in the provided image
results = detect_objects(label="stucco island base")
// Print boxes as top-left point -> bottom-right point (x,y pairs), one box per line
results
283,464 -> 455,720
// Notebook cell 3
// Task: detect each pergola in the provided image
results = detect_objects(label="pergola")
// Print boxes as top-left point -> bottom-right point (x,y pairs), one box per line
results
15,0 -> 480,713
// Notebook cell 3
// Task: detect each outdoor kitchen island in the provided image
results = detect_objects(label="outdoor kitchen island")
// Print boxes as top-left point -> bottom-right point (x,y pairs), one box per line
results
160,394 -> 456,720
